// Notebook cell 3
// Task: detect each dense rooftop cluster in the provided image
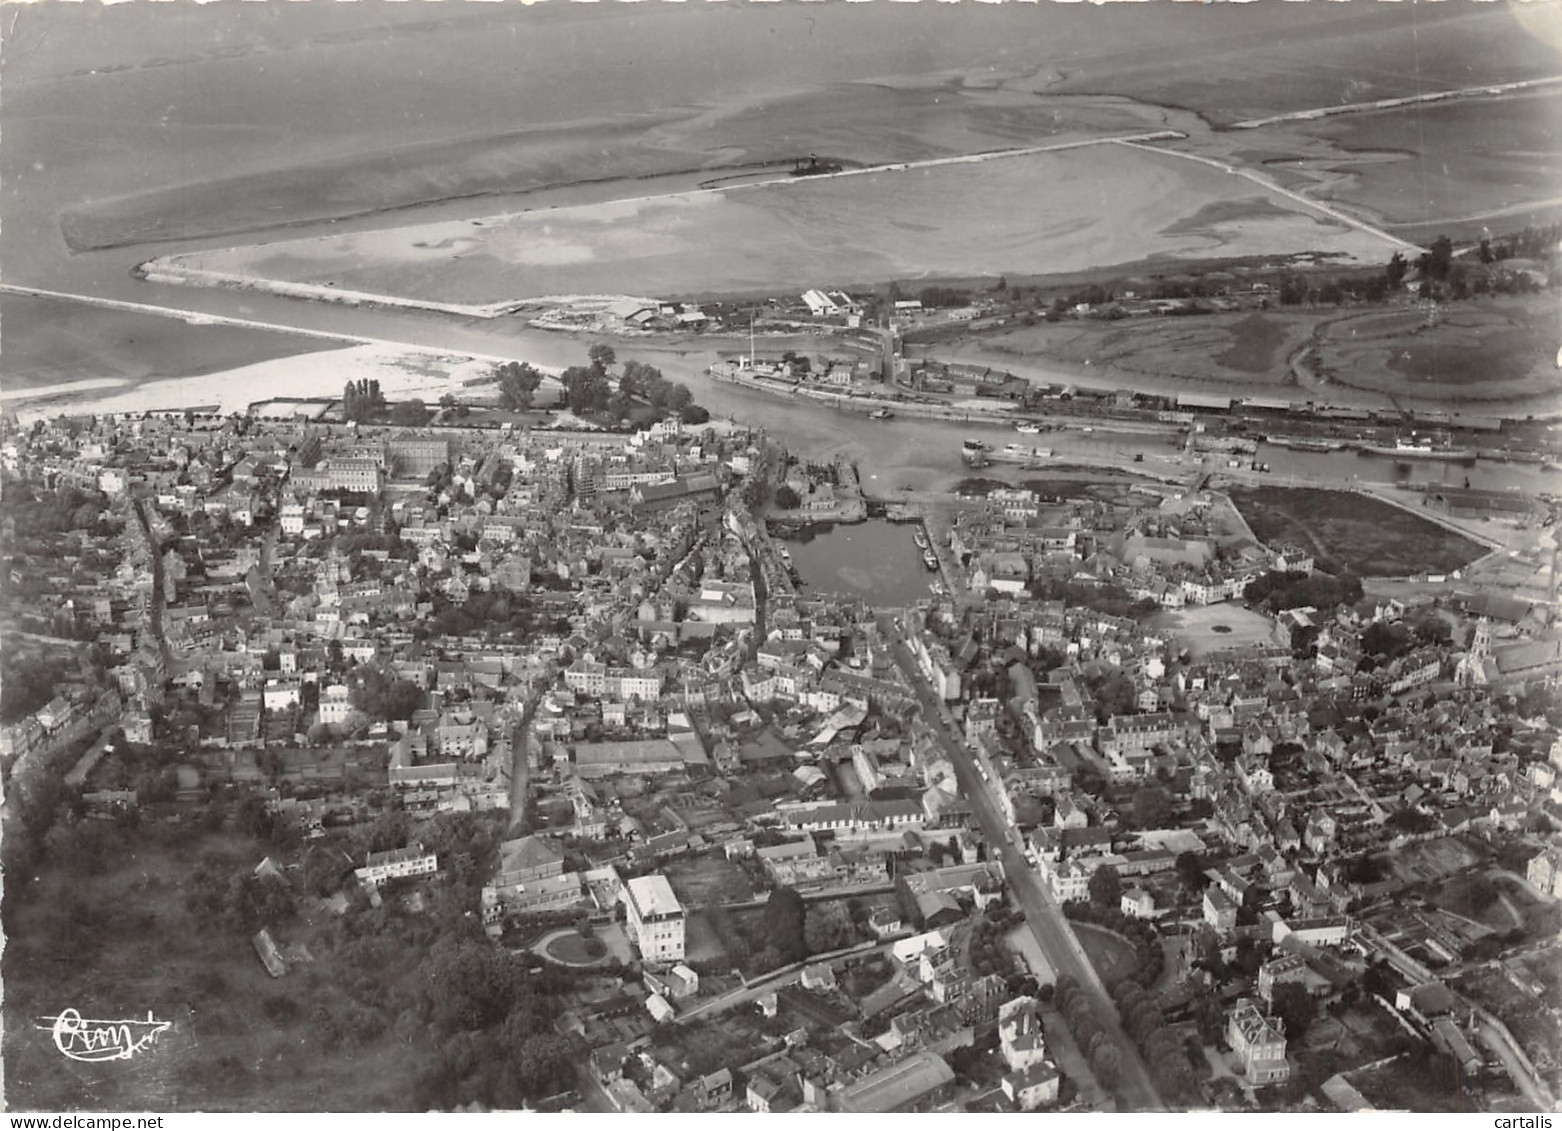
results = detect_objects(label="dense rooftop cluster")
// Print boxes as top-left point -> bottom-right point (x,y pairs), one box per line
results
2,400 -> 1558,1114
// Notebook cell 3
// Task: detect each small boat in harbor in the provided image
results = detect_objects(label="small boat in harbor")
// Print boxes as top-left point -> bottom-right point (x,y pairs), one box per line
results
913,529 -> 929,550
923,550 -> 940,571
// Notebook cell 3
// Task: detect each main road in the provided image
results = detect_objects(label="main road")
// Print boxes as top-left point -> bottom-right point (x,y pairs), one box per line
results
877,612 -> 1166,1112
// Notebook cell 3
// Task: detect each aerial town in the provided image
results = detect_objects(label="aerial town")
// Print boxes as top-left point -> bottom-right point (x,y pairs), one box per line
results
3,320 -> 1560,1113
4,0 -> 1562,1118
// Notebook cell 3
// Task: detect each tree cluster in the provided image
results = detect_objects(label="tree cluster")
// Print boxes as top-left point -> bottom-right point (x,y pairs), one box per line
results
389,399 -> 432,427
349,668 -> 426,722
1384,806 -> 1436,835
1026,576 -> 1158,621
967,907 -> 1021,979
559,365 -> 614,417
1088,864 -> 1123,909
0,478 -> 112,542
917,286 -> 972,309
0,653 -> 75,724
761,885 -> 809,966
1175,851 -> 1208,893
495,362 -> 545,413
619,360 -> 694,417
802,899 -> 856,954
1126,785 -> 1173,831
1244,570 -> 1363,614
708,886 -> 865,978
408,935 -> 586,1109
417,590 -> 562,642
342,379 -> 386,423
185,856 -> 298,933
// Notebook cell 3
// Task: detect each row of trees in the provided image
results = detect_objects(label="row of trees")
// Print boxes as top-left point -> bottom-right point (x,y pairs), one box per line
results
342,379 -> 387,423
1051,973 -> 1126,1092
1108,978 -> 1202,1103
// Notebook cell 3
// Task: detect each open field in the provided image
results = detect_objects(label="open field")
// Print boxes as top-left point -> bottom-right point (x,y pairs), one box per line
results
949,289 -> 1562,413
966,310 -> 1317,393
1073,922 -> 1141,985
663,856 -> 754,907
1227,486 -> 1488,578
152,142 -> 1394,308
1312,298 -> 1562,405
1150,604 -> 1279,659
1384,837 -> 1488,887
537,928 -> 610,968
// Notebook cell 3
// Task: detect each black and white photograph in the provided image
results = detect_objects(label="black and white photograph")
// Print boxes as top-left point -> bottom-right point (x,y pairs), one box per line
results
1,0 -> 1560,1115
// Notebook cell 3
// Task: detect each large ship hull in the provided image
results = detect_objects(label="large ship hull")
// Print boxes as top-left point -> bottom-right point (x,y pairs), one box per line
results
1358,444 -> 1476,462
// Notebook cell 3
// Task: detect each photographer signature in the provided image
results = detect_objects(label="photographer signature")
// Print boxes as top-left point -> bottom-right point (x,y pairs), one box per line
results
36,1009 -> 171,1063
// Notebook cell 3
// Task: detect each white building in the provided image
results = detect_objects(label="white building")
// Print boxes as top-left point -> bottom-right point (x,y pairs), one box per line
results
263,680 -> 301,712
355,843 -> 438,889
624,873 -> 686,964
317,684 -> 354,726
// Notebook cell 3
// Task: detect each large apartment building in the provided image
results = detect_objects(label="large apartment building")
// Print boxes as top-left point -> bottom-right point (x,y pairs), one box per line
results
624,873 -> 686,964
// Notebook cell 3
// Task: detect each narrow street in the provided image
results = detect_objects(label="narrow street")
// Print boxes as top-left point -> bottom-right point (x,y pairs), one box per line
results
878,613 -> 1166,1111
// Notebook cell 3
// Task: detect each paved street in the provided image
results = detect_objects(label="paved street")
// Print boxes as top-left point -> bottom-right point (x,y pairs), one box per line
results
879,614 -> 1166,1111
